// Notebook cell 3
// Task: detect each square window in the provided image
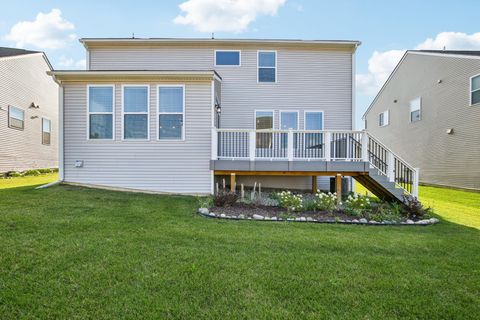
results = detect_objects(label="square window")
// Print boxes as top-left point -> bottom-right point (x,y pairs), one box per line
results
159,114 -> 183,139
90,114 -> 113,139
124,114 -> 148,139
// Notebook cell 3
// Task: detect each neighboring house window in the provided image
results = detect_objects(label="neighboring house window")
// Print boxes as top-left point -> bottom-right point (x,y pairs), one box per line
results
258,51 -> 276,83
280,111 -> 298,148
158,86 -> 184,140
42,118 -> 51,145
255,110 -> 273,148
409,97 -> 421,122
123,85 -> 149,140
215,50 -> 240,66
304,111 -> 324,149
88,85 -> 114,139
8,106 -> 24,130
379,110 -> 389,127
471,74 -> 480,105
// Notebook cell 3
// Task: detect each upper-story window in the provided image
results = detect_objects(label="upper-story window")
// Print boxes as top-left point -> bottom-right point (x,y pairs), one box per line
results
158,86 -> 184,140
215,50 -> 240,66
122,85 -> 149,140
258,51 -> 276,83
379,110 -> 389,127
409,97 -> 421,123
42,118 -> 51,145
471,74 -> 480,105
8,105 -> 24,130
88,85 -> 114,139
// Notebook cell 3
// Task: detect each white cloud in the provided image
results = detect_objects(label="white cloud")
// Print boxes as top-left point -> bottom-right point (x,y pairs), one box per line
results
57,56 -> 85,69
357,32 -> 480,96
173,0 -> 287,33
4,8 -> 76,49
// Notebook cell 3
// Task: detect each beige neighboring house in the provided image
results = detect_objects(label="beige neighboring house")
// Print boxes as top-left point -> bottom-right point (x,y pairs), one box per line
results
363,50 -> 480,190
0,47 -> 58,173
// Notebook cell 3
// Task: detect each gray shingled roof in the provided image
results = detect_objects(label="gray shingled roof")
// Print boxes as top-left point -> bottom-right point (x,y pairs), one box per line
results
413,50 -> 480,57
0,47 -> 40,58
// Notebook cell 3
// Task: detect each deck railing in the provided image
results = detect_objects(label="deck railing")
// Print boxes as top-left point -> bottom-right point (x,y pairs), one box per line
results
212,128 -> 419,197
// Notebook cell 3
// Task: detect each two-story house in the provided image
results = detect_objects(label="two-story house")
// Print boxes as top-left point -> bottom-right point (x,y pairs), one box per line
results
49,38 -> 418,201
0,47 -> 58,173
363,50 -> 480,191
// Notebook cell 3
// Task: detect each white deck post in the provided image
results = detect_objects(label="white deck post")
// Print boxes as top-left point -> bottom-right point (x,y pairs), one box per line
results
361,131 -> 369,162
387,152 -> 395,182
412,168 -> 420,198
324,131 -> 331,161
211,127 -> 218,160
287,130 -> 294,161
249,131 -> 256,161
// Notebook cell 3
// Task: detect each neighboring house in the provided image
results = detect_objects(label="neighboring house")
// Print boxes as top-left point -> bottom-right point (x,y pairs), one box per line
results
49,38 -> 418,200
0,47 -> 58,173
363,50 -> 480,191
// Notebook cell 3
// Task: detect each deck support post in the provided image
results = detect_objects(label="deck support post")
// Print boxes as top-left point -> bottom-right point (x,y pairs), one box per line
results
335,173 -> 342,204
311,176 -> 318,194
230,173 -> 236,193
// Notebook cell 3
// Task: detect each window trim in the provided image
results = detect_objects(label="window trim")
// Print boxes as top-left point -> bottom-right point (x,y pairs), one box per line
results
214,50 -> 241,67
86,84 -> 115,141
303,110 -> 325,131
409,97 -> 422,123
470,73 -> 480,106
8,105 -> 25,131
41,117 -> 51,145
378,110 -> 389,127
157,84 -> 186,141
121,84 -> 150,141
279,110 -> 299,130
257,50 -> 277,84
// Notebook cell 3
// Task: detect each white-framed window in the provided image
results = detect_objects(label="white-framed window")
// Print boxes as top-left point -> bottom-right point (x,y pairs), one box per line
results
255,110 -> 274,148
157,85 -> 185,140
304,111 -> 324,149
379,110 -> 389,127
409,97 -> 421,123
87,85 -> 114,140
42,118 -> 51,145
471,74 -> 480,106
122,85 -> 149,140
8,105 -> 24,130
258,51 -> 277,83
215,50 -> 241,66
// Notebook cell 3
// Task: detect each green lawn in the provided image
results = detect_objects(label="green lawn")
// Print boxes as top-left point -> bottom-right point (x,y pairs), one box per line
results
1,177 -> 479,319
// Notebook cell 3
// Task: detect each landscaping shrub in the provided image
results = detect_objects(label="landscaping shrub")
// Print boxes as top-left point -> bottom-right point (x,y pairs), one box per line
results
344,193 -> 371,217
402,195 -> 432,220
23,169 -> 41,176
277,191 -> 303,212
6,171 -> 22,178
197,195 -> 214,209
368,203 -> 401,222
250,194 -> 279,207
313,192 -> 337,212
213,189 -> 238,207
37,168 -> 53,174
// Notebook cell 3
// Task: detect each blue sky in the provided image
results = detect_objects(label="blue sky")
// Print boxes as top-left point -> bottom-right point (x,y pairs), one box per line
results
1,0 -> 479,128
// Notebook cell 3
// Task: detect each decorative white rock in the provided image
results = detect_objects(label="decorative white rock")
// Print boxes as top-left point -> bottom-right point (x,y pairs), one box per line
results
352,219 -> 359,223
306,217 -> 314,222
270,217 -> 278,221
416,219 -> 431,225
238,214 -> 245,219
429,218 -> 440,224
359,218 -> 368,223
406,219 -> 414,224
253,214 -> 264,220
220,213 -> 226,218
208,212 -> 216,217
198,208 -> 209,215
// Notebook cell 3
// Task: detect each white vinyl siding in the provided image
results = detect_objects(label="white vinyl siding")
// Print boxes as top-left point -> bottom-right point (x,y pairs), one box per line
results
157,85 -> 185,140
42,118 -> 51,145
8,105 -> 24,130
471,74 -> 480,105
122,85 -> 149,140
87,85 -> 114,140
409,97 -> 421,122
